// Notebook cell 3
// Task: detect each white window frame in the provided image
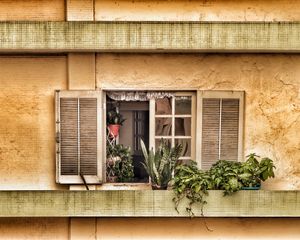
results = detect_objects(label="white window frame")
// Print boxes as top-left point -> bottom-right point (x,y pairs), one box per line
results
149,92 -> 196,161
196,90 -> 245,168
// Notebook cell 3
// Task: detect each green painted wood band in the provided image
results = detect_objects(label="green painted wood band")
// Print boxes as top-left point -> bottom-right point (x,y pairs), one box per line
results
0,22 -> 300,52
0,190 -> 298,217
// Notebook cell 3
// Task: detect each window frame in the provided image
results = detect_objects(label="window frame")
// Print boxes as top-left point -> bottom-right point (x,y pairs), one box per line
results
149,92 -> 197,161
196,90 -> 245,168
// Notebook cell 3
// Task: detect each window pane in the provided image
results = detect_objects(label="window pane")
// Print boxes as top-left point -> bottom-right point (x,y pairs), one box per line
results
175,139 -> 191,157
155,138 -> 172,151
155,98 -> 172,115
155,118 -> 172,136
175,96 -> 191,115
175,117 -> 191,136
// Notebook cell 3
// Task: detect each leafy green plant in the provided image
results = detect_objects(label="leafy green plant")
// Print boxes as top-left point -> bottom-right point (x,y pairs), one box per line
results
140,139 -> 182,190
173,153 -> 276,216
106,143 -> 134,182
107,110 -> 125,125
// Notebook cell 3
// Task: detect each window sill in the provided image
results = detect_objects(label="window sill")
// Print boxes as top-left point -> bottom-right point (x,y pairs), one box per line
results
0,190 -> 299,217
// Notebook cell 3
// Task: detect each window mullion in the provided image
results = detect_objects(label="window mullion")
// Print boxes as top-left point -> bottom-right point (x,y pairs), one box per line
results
218,98 -> 222,161
171,96 -> 175,147
77,98 -> 80,176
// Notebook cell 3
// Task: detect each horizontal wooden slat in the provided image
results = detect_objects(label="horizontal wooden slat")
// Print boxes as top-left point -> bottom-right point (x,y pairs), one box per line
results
1,22 -> 300,52
201,99 -> 220,170
60,98 -> 79,175
0,190 -> 299,217
80,98 -> 97,175
220,99 -> 240,161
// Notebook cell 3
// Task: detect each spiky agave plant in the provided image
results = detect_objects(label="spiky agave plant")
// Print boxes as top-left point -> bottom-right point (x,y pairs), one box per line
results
140,139 -> 182,190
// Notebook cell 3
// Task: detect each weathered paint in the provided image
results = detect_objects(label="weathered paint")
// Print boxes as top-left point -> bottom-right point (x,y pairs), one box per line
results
68,53 -> 96,90
66,0 -> 94,21
96,0 -> 300,22
0,0 -> 65,21
0,218 -> 69,240
97,53 -> 300,190
96,217 -> 300,240
1,22 -> 300,52
0,190 -> 298,217
0,56 -> 68,190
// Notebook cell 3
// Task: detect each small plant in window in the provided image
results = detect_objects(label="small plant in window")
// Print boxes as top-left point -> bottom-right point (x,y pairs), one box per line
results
107,110 -> 125,138
106,143 -> 134,183
140,139 -> 182,190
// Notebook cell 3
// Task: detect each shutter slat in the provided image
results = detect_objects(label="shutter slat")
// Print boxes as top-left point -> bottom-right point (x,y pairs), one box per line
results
220,99 -> 239,161
60,98 -> 79,175
201,98 -> 220,170
80,98 -> 97,175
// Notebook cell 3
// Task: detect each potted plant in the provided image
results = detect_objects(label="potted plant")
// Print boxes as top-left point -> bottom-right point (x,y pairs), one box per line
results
173,153 -> 276,216
106,143 -> 134,183
140,139 -> 182,190
107,110 -> 125,138
239,153 -> 275,190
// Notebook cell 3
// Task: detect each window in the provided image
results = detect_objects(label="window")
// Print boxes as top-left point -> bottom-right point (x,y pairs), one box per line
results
150,92 -> 196,163
55,90 -> 244,184
196,91 -> 244,170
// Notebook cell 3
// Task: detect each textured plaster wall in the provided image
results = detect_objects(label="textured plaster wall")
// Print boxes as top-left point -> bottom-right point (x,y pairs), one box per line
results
97,53 -> 300,190
0,56 -> 68,190
97,218 -> 300,240
0,218 -> 68,240
0,0 -> 65,21
95,0 -> 300,21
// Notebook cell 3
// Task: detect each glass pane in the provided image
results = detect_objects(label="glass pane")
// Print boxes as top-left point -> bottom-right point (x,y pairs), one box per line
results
175,96 -> 191,115
175,139 -> 191,157
155,98 -> 172,115
155,138 -> 172,151
155,118 -> 172,136
175,117 -> 191,136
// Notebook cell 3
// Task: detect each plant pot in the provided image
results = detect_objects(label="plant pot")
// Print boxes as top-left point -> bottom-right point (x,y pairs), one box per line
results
241,184 -> 261,190
108,124 -> 121,138
107,176 -> 118,183
151,184 -> 168,190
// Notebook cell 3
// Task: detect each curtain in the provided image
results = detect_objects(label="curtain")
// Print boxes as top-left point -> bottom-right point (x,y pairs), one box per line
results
106,91 -> 174,101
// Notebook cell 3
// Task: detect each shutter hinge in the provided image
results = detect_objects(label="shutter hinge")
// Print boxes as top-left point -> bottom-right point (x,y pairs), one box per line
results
55,132 -> 60,143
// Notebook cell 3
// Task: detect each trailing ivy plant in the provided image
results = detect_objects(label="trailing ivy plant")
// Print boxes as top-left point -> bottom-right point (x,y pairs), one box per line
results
173,153 -> 276,216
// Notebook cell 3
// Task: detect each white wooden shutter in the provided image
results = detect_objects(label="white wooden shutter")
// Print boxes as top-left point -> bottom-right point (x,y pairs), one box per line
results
55,90 -> 103,184
197,91 -> 244,170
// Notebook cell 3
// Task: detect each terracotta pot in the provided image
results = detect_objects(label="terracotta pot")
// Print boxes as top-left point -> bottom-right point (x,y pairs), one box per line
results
108,124 -> 121,138
107,176 -> 118,183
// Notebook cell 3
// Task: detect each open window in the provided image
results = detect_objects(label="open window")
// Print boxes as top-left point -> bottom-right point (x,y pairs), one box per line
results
104,91 -> 196,183
55,89 -> 243,185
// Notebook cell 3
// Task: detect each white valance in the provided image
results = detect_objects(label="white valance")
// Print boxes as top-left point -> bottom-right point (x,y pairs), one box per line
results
107,91 -> 174,101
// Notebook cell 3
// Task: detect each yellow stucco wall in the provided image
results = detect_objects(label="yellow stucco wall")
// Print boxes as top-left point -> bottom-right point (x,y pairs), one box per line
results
97,53 -> 300,190
0,218 -> 69,240
95,0 -> 300,21
0,0 -> 65,21
0,56 -> 68,190
96,218 -> 300,240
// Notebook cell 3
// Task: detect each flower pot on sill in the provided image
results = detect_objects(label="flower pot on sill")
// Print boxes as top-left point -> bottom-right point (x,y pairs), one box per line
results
151,184 -> 168,190
107,176 -> 118,183
241,184 -> 261,190
108,124 -> 121,138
